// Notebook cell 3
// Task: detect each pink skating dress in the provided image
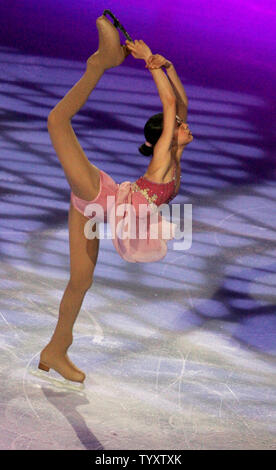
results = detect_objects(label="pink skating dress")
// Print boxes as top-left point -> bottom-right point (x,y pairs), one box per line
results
71,162 -> 179,263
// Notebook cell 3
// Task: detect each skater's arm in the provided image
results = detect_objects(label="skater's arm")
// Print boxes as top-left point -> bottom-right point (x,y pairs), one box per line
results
166,64 -> 188,121
146,55 -> 188,121
147,66 -> 176,104
165,64 -> 188,107
125,39 -> 175,104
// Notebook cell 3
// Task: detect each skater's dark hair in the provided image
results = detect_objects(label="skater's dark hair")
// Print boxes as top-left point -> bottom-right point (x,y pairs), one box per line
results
138,113 -> 164,156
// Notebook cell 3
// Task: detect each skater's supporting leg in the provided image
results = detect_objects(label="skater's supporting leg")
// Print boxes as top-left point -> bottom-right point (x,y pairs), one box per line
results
40,201 -> 100,382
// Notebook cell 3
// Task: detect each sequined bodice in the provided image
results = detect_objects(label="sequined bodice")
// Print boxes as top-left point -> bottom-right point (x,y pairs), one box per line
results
131,162 -> 178,206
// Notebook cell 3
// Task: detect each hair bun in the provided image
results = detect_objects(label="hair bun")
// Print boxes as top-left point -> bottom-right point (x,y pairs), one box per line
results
138,142 -> 153,156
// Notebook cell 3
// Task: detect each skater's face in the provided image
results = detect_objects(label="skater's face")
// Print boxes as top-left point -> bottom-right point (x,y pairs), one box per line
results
174,116 -> 193,146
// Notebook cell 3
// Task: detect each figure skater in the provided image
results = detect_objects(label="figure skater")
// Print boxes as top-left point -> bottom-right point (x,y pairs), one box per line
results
38,13 -> 193,384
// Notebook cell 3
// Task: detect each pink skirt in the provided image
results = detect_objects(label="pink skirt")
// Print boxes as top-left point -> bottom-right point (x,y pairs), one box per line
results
70,169 -> 177,263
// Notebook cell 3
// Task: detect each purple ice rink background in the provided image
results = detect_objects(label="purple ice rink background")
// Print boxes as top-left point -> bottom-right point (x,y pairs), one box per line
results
0,0 -> 276,450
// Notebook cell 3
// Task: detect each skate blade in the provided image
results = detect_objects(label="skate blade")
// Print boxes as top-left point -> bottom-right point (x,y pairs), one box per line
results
28,367 -> 86,393
102,9 -> 133,42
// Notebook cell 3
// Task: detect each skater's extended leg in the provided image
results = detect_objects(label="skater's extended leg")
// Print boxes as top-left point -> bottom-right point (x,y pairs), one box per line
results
47,54 -> 103,201
47,16 -> 129,201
